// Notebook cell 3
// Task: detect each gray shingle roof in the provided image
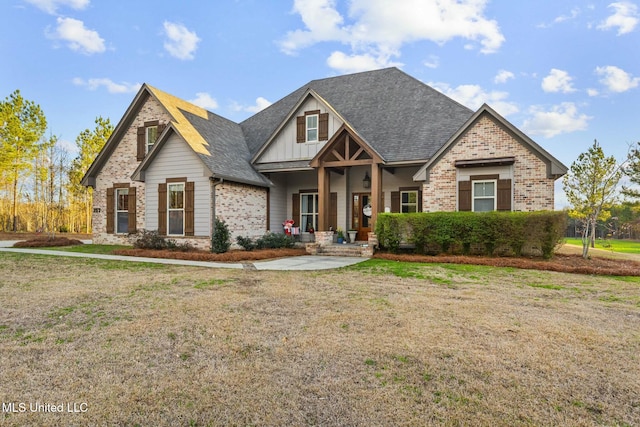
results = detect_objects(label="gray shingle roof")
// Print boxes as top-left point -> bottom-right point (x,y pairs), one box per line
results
181,109 -> 271,186
241,67 -> 474,163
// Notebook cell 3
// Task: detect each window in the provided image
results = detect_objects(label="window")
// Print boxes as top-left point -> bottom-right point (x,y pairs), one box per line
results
473,180 -> 496,212
300,193 -> 318,232
168,183 -> 184,235
401,190 -> 418,213
306,114 -> 318,142
115,188 -> 129,234
137,121 -> 164,161
296,111 -> 328,143
146,125 -> 158,154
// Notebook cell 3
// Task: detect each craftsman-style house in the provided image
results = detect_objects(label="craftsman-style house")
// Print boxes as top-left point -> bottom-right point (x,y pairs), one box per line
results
82,67 -> 568,249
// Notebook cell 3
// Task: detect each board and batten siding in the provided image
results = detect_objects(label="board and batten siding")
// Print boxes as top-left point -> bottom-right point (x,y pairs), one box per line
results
255,98 -> 343,164
268,174 -> 287,232
144,134 -> 211,236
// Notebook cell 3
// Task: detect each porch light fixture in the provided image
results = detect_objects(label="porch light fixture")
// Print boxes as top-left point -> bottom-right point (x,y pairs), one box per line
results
363,172 -> 371,189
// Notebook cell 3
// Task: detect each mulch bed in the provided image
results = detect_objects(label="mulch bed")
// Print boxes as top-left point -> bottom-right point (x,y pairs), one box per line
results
374,252 -> 640,276
12,237 -> 85,248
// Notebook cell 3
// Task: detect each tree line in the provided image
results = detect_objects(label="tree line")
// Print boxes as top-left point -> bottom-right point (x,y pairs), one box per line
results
0,90 -> 112,234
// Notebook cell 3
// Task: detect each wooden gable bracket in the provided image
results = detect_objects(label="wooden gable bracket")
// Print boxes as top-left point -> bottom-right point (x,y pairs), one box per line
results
310,124 -> 383,169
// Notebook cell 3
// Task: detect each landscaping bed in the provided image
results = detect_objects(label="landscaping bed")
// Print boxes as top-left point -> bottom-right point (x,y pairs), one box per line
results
374,251 -> 640,276
9,235 -> 640,276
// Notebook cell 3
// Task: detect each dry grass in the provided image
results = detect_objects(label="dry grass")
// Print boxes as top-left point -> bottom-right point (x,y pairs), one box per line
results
0,253 -> 639,426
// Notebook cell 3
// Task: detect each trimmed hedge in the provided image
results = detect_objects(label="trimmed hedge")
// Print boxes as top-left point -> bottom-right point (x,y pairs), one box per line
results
375,211 -> 567,259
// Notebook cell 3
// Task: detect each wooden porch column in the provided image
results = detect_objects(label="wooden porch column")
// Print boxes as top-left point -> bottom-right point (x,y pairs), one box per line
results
370,163 -> 382,231
318,166 -> 331,231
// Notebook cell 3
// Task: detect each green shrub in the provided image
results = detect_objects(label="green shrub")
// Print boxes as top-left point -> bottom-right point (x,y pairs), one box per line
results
255,232 -> 295,249
236,235 -> 256,251
375,211 -> 567,258
133,229 -> 172,250
211,219 -> 231,254
376,214 -> 402,253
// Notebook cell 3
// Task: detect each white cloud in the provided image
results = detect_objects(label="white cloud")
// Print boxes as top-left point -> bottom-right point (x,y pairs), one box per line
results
587,88 -> 600,96
494,69 -> 514,84
72,77 -> 141,94
430,82 -> 519,117
55,138 -> 78,155
188,92 -> 218,110
280,0 -> 505,72
232,97 -> 273,114
595,65 -> 640,92
327,50 -> 402,74
423,55 -> 439,69
245,97 -> 273,113
554,7 -> 581,24
163,21 -> 200,60
50,17 -> 105,54
24,0 -> 88,14
521,102 -> 592,138
598,1 -> 639,35
541,69 -> 576,93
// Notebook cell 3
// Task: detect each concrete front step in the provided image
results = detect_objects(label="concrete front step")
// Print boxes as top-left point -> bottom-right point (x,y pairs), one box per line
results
306,243 -> 373,257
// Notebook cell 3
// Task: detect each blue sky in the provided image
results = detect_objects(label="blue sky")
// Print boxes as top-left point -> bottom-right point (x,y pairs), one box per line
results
1,0 -> 639,207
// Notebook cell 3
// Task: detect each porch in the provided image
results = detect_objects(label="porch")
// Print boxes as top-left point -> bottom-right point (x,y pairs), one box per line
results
304,230 -> 376,257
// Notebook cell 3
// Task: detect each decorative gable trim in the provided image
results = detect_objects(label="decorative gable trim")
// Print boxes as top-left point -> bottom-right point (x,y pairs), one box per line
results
310,124 -> 384,168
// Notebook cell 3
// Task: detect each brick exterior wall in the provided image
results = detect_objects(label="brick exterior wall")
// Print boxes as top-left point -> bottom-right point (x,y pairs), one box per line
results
93,96 -> 172,245
423,114 -> 555,212
216,182 -> 268,241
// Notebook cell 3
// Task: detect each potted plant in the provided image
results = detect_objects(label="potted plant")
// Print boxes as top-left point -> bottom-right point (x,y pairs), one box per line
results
336,228 -> 345,244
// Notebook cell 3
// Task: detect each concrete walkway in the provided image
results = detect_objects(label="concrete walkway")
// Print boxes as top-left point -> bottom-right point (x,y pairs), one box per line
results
0,241 -> 368,271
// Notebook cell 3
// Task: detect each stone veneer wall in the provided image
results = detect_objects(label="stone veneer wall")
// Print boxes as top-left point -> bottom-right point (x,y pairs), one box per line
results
215,181 -> 268,242
423,114 -> 555,212
93,95 -> 172,245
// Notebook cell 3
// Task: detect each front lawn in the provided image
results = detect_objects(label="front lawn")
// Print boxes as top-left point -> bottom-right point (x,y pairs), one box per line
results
0,253 -> 638,426
564,237 -> 640,254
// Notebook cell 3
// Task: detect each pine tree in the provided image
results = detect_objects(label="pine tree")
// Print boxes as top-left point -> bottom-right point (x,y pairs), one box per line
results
0,90 -> 47,231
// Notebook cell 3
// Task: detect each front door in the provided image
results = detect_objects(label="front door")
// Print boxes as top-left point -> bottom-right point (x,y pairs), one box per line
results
352,193 -> 372,241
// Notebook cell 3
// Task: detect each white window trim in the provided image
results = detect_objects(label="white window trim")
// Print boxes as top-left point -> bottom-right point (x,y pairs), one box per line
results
306,114 -> 319,142
472,179 -> 497,212
115,188 -> 129,234
146,125 -> 158,154
300,192 -> 318,232
400,190 -> 419,213
167,183 -> 185,236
